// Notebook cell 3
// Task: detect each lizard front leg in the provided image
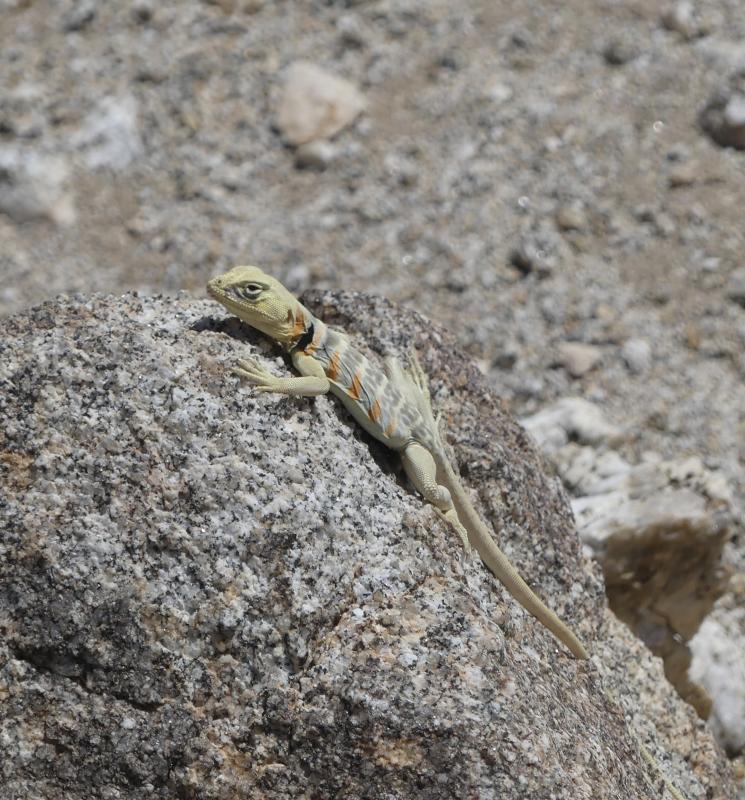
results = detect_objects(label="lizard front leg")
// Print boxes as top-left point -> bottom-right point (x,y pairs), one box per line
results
233,353 -> 330,397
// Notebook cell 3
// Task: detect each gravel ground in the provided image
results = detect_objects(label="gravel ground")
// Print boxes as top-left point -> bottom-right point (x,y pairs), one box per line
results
1,0 -> 744,777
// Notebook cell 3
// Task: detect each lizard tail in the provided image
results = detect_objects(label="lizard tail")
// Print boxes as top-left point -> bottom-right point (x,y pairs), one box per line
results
433,450 -> 589,660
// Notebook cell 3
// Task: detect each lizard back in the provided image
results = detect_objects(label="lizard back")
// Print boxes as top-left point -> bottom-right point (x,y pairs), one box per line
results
296,314 -> 436,452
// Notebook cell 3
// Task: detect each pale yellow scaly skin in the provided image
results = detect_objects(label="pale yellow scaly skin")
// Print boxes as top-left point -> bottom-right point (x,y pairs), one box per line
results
207,265 -> 688,799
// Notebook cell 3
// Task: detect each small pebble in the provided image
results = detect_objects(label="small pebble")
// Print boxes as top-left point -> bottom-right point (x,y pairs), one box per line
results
62,0 -> 96,32
558,342 -> 603,378
131,0 -> 155,23
668,161 -> 698,188
701,85 -> 745,150
294,140 -> 336,170
492,343 -> 519,370
621,338 -> 652,373
726,268 -> 745,308
603,36 -> 639,66
662,1 -> 697,38
555,204 -> 587,232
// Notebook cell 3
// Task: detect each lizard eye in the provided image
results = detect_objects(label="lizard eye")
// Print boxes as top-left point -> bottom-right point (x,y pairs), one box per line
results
236,283 -> 264,300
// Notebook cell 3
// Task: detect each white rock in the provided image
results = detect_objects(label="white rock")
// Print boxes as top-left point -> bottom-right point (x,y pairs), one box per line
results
572,473 -> 715,551
557,341 -> 602,377
621,338 -> 652,373
700,39 -> 745,72
690,577 -> 745,754
0,147 -> 76,226
73,95 -> 143,171
724,94 -> 745,128
520,397 -> 623,453
559,445 -> 631,496
277,61 -> 366,146
482,78 -> 513,104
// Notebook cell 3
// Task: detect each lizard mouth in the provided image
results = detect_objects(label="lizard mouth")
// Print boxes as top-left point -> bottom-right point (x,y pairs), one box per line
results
207,281 -> 242,310
206,280 -> 222,300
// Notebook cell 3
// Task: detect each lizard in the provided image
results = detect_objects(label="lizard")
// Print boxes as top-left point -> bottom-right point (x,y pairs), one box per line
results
206,264 -> 588,660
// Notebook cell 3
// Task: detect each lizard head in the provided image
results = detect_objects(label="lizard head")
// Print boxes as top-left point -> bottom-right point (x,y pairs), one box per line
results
207,265 -> 305,345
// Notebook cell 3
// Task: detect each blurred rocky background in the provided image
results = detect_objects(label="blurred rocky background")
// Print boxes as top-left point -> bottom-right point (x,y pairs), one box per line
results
1,0 -> 744,791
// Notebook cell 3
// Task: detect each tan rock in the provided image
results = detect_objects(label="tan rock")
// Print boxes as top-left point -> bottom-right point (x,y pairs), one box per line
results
277,60 -> 366,146
558,341 -> 603,377
555,203 -> 587,232
668,160 -> 698,188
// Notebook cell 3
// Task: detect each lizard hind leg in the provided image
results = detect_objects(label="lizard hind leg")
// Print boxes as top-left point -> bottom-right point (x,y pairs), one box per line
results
402,442 -> 471,553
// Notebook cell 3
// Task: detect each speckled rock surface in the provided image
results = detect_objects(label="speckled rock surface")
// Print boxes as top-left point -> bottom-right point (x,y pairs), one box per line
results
0,290 -> 735,799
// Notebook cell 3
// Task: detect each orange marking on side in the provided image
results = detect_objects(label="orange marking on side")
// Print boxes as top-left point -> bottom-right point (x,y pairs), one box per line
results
291,309 -> 306,340
326,351 -> 341,381
349,372 -> 363,401
368,398 -> 382,423
384,419 -> 397,437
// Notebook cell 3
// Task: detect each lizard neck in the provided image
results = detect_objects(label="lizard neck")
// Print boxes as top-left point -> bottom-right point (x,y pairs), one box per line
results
286,303 -> 326,354
293,319 -> 316,352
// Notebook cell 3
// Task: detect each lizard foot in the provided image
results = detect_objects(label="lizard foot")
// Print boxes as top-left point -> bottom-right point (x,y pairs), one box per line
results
232,358 -> 283,392
436,507 -> 472,555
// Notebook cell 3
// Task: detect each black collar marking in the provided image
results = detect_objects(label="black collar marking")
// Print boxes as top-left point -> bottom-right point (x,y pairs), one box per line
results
294,321 -> 315,352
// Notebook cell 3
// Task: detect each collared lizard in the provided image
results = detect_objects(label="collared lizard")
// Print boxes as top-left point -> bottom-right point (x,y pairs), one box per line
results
206,265 -> 588,659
